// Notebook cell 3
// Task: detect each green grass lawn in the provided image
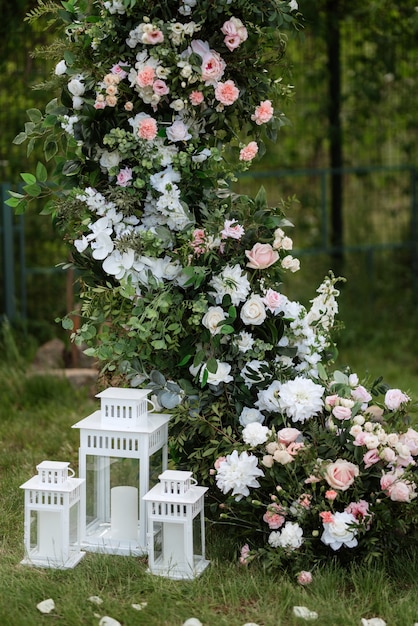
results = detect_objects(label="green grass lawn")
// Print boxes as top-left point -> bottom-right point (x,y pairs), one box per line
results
1,359 -> 418,625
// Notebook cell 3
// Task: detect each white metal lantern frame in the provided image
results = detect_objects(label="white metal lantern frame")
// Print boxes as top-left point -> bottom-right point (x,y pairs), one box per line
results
20,461 -> 85,569
143,470 -> 210,580
72,388 -> 170,556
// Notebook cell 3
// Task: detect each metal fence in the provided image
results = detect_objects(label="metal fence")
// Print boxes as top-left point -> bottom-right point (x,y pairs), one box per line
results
1,164 -> 417,323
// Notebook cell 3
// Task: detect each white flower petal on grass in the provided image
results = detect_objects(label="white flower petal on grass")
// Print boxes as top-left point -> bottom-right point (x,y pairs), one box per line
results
99,617 -> 121,626
293,605 -> 318,620
361,619 -> 387,626
36,599 -> 55,614
88,595 -> 103,605
183,619 -> 203,626
132,602 -> 148,610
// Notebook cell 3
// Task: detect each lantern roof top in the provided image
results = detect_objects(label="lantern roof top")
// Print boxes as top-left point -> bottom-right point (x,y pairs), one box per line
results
96,387 -> 151,400
72,409 -> 170,433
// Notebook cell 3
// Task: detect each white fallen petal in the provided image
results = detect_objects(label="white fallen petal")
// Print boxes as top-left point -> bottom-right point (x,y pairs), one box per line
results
99,617 -> 121,626
183,619 -> 203,626
243,623 -> 261,626
36,599 -> 55,614
131,604 -> 143,611
293,605 -> 318,621
88,596 -> 103,605
361,620 -> 387,626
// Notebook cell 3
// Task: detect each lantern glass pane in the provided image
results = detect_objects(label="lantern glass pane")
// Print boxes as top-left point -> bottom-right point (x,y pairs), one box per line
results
30,510 -> 38,551
69,501 -> 79,545
193,514 -> 203,559
85,455 -> 140,535
162,522 -> 185,569
149,448 -> 163,488
153,522 -> 163,563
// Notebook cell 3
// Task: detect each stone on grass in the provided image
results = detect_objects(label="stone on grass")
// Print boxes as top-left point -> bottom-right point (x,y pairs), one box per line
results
98,617 -> 121,626
36,598 -> 55,614
361,619 -> 387,626
183,619 -> 203,626
88,596 -> 103,605
293,605 -> 318,621
131,602 -> 148,610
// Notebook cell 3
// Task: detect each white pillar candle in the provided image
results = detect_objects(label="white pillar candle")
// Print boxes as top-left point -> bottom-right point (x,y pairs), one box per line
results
111,486 -> 138,541
38,511 -> 63,559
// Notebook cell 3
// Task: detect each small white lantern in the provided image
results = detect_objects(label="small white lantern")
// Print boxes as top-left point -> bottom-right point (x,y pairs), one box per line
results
20,461 -> 85,569
143,470 -> 210,579
72,387 -> 170,555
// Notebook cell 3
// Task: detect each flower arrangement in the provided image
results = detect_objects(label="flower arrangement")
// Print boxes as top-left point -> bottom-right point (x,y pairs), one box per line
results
10,0 -> 418,572
214,371 -> 418,571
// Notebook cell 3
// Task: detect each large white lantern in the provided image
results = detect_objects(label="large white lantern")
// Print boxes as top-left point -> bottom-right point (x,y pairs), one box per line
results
72,387 -> 170,555
20,461 -> 85,569
143,470 -> 210,579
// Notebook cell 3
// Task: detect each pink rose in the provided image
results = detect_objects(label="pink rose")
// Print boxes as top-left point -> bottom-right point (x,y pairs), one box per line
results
214,80 -> 240,105
262,288 -> 282,313
277,427 -> 301,445
332,405 -> 352,421
325,394 -> 339,408
251,100 -> 274,125
381,447 -> 396,463
214,456 -> 226,470
351,385 -> 372,403
385,388 -> 410,411
388,480 -> 416,502
399,428 -> 418,455
324,459 -> 359,491
353,431 -> 368,446
245,243 -> 279,269
239,141 -> 258,162
380,473 -> 396,492
363,448 -> 380,468
111,63 -> 128,79
124,101 -> 134,111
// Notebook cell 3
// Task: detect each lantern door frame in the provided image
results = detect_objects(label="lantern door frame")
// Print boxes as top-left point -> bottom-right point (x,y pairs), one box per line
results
72,409 -> 170,555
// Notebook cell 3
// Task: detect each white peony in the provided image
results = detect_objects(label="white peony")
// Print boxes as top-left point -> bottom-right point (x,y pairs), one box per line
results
190,361 -> 233,387
255,380 -> 282,412
209,264 -> 251,306
242,422 -> 270,446
321,511 -> 358,550
234,331 -> 255,353
278,376 -> 324,423
54,60 -> 67,75
216,450 -> 264,501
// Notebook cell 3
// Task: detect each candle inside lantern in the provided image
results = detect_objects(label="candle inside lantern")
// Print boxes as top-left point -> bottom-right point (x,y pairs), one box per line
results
38,511 -> 63,559
111,486 -> 138,541
162,522 -> 186,569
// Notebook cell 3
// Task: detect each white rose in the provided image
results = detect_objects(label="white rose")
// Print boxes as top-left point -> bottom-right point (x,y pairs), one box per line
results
166,120 -> 191,142
68,77 -> 85,96
202,306 -> 226,335
242,422 -> 270,446
239,407 -> 265,427
190,361 -> 233,387
281,255 -> 300,273
55,60 -> 67,75
100,150 -> 121,171
170,98 -> 185,111
240,294 -> 267,326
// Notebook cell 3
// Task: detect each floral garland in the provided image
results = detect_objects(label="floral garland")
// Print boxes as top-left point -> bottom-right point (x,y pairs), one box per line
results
11,0 -> 418,573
